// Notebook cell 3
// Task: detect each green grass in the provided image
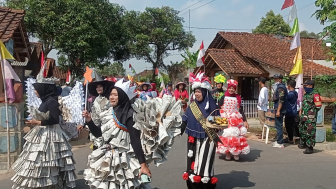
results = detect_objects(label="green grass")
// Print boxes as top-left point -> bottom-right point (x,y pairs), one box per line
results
326,128 -> 336,142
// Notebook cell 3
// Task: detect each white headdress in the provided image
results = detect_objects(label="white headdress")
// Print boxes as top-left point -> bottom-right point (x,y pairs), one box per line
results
189,71 -> 212,110
114,79 -> 136,100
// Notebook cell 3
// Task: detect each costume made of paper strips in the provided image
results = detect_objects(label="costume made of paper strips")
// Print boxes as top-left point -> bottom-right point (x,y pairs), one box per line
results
12,76 -> 76,189
84,79 -> 183,189
88,80 -> 114,149
299,89 -> 322,148
181,72 -> 219,189
216,79 -> 250,156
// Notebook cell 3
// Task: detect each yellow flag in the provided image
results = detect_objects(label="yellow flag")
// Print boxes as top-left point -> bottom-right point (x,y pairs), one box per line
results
290,46 -> 302,75
0,41 -> 15,60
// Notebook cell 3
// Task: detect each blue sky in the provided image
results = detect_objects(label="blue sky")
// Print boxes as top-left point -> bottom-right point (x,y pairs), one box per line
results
49,0 -> 328,75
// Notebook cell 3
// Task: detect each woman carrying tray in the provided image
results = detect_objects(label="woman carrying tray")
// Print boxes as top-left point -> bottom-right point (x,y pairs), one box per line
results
180,72 -> 220,189
217,79 -> 250,161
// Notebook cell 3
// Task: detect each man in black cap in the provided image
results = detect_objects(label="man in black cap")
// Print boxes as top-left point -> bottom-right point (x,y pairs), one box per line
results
299,80 -> 322,154
272,74 -> 287,148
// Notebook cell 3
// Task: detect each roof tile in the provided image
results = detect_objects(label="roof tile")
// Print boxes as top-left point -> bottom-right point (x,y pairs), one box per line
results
207,32 -> 336,77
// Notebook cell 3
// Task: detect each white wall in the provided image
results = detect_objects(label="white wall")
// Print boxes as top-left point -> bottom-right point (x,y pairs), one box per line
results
313,60 -> 336,69
260,64 -> 285,77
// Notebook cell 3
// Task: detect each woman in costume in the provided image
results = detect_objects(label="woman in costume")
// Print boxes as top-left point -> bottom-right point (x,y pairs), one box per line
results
12,78 -> 76,189
84,79 -> 114,150
159,83 -> 174,98
211,74 -> 226,105
139,83 -> 153,102
83,79 -> 152,189
174,82 -> 189,111
216,79 -> 250,161
181,72 -> 220,189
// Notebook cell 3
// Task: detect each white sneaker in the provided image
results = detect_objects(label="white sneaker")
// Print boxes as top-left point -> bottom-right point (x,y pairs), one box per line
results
272,142 -> 284,148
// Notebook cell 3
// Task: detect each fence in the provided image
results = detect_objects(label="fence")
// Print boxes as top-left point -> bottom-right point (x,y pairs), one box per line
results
241,100 -> 258,118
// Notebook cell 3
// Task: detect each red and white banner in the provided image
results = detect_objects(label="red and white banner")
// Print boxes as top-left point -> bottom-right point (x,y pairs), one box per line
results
196,41 -> 205,67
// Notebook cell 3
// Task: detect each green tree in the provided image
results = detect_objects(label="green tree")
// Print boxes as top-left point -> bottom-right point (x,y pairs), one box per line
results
97,62 -> 126,77
7,0 -> 131,76
181,49 -> 199,69
166,61 -> 187,85
253,10 -> 291,35
129,7 -> 196,80
314,0 -> 336,57
300,30 -> 319,38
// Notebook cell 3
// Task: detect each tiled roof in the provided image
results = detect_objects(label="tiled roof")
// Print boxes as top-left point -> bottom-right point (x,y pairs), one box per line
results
206,49 -> 268,75
208,32 -> 335,76
52,66 -> 67,80
0,7 -> 25,42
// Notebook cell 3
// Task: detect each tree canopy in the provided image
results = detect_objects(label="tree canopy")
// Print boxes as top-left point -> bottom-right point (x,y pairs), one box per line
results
7,0 -> 131,76
300,30 -> 319,39
253,10 -> 291,35
97,62 -> 126,77
129,6 -> 196,79
314,0 -> 336,56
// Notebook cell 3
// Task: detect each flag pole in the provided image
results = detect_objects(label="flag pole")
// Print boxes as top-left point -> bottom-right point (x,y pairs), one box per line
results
0,45 -> 11,171
83,80 -> 88,124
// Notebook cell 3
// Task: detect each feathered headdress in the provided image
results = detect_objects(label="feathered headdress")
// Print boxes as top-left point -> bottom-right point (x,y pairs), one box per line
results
214,73 -> 227,84
115,79 -> 136,100
189,71 -> 212,92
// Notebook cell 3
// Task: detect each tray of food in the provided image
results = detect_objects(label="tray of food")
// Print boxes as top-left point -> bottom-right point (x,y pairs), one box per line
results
207,116 -> 229,129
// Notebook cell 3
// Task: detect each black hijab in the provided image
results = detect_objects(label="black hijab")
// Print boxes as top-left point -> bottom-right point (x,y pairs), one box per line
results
32,83 -> 57,102
111,86 -> 134,125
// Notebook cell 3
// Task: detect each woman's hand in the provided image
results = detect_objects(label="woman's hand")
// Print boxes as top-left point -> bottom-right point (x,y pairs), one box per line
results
139,163 -> 151,178
82,110 -> 92,123
244,121 -> 249,129
25,119 -> 41,126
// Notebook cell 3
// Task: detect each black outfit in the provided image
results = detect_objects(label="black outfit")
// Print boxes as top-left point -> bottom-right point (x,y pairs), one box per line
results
285,90 -> 298,141
33,83 -> 60,125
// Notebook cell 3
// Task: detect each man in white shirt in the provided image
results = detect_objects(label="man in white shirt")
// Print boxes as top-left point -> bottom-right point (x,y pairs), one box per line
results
257,77 -> 268,129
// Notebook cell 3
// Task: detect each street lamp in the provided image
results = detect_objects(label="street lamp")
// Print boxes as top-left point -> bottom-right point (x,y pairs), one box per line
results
311,32 -> 330,80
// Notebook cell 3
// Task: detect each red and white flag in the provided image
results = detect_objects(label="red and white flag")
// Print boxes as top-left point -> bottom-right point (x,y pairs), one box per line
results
66,69 -> 71,83
40,51 -> 47,77
281,0 -> 294,10
196,41 -> 205,67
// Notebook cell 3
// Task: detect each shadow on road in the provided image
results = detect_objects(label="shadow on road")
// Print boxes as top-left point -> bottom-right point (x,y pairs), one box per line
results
216,171 -> 255,189
75,179 -> 88,188
239,149 -> 262,162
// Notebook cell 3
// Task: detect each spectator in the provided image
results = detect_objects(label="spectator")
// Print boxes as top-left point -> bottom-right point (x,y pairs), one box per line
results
150,82 -> 158,98
61,82 -> 72,97
159,83 -> 174,98
257,77 -> 268,138
272,74 -> 287,148
284,80 -> 298,144
175,82 -> 189,111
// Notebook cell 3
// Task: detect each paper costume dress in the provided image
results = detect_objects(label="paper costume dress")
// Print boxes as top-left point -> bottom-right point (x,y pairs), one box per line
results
83,80 -> 183,189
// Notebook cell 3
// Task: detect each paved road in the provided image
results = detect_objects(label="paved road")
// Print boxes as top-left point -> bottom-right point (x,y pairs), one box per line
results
1,135 -> 336,189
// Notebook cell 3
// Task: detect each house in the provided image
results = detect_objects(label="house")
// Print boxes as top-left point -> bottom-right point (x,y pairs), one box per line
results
0,7 -> 32,170
203,32 -> 336,101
